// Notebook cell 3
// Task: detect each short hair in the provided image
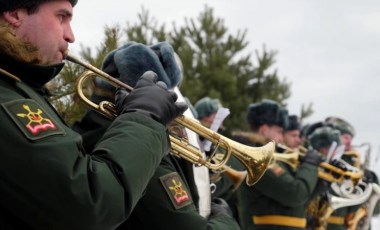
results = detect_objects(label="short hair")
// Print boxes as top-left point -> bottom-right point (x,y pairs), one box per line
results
0,0 -> 78,14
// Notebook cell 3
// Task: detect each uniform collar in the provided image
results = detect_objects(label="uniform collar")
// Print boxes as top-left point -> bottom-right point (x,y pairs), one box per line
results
0,54 -> 64,90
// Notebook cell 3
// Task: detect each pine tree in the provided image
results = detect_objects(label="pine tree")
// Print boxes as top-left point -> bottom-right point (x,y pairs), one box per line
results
169,6 -> 291,131
247,46 -> 291,107
49,6 -> 306,131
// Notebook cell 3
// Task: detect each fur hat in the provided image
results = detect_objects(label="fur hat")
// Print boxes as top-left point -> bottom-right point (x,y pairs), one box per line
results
246,99 -> 288,129
325,116 -> 355,137
0,0 -> 78,13
308,126 -> 342,150
285,115 -> 301,132
194,97 -> 222,119
99,41 -> 182,90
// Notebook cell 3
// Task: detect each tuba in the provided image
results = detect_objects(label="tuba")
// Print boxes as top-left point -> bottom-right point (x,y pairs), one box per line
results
316,182 -> 373,230
356,183 -> 380,230
65,53 -> 275,186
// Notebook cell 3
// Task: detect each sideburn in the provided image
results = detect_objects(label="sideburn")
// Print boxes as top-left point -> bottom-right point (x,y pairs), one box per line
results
0,20 -> 42,64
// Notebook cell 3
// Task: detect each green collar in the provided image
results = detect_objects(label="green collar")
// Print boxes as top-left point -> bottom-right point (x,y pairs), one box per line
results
0,54 -> 64,90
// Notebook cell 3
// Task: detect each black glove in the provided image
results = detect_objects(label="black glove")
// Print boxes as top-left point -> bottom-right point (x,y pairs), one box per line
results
364,169 -> 377,183
300,149 -> 324,166
210,197 -> 233,218
314,178 -> 330,195
115,71 -> 188,126
330,159 -> 348,171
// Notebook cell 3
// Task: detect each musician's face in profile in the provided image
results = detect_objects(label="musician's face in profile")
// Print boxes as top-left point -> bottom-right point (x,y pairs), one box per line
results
317,147 -> 329,157
283,130 -> 301,149
261,124 -> 283,143
341,133 -> 353,151
199,112 -> 217,128
3,0 -> 75,64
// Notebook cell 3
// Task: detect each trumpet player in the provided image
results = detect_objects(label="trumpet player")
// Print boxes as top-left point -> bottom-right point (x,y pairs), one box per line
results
306,123 -> 368,230
234,100 -> 323,230
324,117 -> 379,230
74,42 -> 240,230
306,125 -> 345,230
282,115 -> 302,150
0,1 -> 188,229
194,96 -> 242,222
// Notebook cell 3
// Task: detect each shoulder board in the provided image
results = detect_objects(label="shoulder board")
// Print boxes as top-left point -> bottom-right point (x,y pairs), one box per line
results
0,68 -> 21,82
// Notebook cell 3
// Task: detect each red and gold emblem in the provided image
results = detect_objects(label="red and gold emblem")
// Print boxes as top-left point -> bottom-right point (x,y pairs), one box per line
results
160,172 -> 193,209
17,104 -> 56,134
2,99 -> 65,140
169,178 -> 190,204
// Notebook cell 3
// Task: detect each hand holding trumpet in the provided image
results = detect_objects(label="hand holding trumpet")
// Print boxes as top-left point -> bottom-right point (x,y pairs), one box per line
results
115,71 -> 188,126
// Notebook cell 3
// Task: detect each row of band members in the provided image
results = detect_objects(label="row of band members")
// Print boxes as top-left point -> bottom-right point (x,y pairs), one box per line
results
195,97 -> 378,230
0,1 -> 377,229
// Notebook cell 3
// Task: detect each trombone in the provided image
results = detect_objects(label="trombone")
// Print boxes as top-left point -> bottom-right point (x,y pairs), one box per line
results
65,53 -> 275,186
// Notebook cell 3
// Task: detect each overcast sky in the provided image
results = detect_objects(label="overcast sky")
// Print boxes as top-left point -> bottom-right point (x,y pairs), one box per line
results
70,0 -> 380,169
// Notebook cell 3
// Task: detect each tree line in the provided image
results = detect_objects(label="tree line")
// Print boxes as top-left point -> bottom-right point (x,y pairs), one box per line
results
48,5 -> 313,133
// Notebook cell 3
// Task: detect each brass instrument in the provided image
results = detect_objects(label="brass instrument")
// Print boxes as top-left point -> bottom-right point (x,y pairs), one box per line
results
357,183 -> 380,230
223,166 -> 248,191
316,183 -> 373,230
273,150 -> 363,184
209,165 -> 248,191
344,149 -> 362,168
347,206 -> 367,230
210,153 -> 248,191
319,162 -> 363,185
277,143 -> 307,154
65,53 -> 275,186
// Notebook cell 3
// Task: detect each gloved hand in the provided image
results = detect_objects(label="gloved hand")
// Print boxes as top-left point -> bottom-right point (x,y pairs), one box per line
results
314,178 -> 330,195
364,169 -> 377,183
330,159 -> 348,171
115,71 -> 188,126
300,149 -> 324,166
210,197 -> 233,218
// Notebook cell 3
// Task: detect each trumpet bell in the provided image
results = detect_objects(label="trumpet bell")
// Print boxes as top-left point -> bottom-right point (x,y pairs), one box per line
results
171,115 -> 275,186
227,139 -> 275,186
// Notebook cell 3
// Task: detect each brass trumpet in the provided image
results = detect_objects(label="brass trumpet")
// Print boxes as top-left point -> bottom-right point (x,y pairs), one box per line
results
65,53 -> 275,186
273,145 -> 363,184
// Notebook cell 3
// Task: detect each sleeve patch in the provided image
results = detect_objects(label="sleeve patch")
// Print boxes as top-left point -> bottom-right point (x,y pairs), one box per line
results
2,99 -> 65,141
160,172 -> 193,209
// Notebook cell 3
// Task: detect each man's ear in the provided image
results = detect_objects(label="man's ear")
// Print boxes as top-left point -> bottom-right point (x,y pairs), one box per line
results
3,10 -> 24,27
259,124 -> 269,136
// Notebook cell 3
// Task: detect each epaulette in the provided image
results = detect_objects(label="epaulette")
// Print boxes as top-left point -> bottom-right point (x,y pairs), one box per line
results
0,68 -> 21,82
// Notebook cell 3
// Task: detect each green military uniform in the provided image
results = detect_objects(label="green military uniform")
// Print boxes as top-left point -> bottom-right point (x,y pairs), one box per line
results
238,153 -> 318,229
305,124 -> 362,230
326,154 -> 360,230
120,154 -> 240,230
231,131 -> 319,230
0,55 -> 168,229
74,109 -> 241,230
